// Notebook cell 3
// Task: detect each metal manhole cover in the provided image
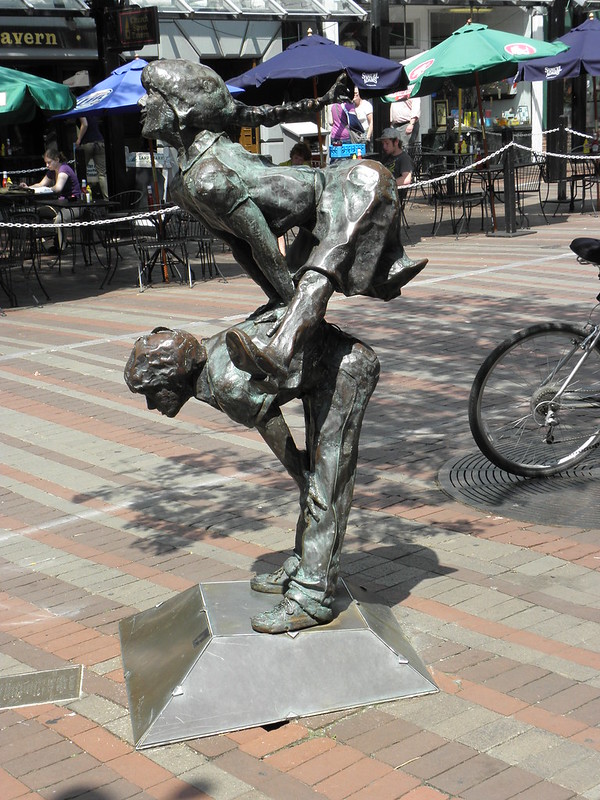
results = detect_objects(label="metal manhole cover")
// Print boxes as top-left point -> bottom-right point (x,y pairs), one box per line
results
439,451 -> 600,528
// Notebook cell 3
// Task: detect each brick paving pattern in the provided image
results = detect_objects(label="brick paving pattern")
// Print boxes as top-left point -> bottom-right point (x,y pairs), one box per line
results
1,198 -> 599,799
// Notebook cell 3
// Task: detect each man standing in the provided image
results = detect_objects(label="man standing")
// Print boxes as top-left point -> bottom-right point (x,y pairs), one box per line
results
390,93 -> 420,149
378,127 -> 413,189
75,116 -> 109,199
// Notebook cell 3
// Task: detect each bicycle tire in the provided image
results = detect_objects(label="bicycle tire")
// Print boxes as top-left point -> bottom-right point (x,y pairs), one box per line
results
469,322 -> 600,477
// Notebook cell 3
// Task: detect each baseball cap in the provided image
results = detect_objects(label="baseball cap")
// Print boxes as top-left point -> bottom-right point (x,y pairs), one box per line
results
377,127 -> 400,141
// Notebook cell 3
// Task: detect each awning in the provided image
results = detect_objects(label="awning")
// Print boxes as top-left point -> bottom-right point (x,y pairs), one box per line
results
133,19 -> 281,60
127,0 -> 366,20
0,0 -> 88,12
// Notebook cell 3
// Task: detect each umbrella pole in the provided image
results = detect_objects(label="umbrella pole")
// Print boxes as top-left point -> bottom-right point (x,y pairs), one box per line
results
149,139 -> 169,283
313,77 -> 325,167
476,71 -> 497,232
594,76 -> 600,212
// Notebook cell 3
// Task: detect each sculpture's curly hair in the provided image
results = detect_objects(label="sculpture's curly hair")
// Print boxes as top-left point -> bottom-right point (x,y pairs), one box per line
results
124,327 -> 206,393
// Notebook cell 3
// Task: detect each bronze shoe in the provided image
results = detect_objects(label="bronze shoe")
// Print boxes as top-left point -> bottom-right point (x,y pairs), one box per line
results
368,256 -> 428,301
251,596 -> 322,634
250,565 -> 290,594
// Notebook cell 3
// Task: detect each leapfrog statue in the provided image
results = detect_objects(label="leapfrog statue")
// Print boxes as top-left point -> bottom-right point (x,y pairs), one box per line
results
125,59 -> 427,633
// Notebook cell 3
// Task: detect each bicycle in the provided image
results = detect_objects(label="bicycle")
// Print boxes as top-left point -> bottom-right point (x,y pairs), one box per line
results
469,237 -> 600,478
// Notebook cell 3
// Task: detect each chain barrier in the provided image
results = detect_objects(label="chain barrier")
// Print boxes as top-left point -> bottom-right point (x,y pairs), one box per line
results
0,206 -> 179,231
2,133 -> 599,227
410,137 -> 600,191
2,159 -> 78,179
565,127 -> 589,140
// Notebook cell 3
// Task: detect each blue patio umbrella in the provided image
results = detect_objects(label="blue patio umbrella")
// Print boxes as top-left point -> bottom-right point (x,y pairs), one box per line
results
228,33 -> 407,104
53,57 -> 243,119
516,16 -> 600,83
516,15 -> 600,128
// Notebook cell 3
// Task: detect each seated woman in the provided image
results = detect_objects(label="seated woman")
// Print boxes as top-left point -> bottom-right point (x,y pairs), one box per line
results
22,147 -> 83,253
140,60 -> 427,388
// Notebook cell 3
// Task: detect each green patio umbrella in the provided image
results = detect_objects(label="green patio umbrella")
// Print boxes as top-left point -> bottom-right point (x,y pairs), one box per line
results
0,66 -> 75,124
404,21 -> 569,231
405,21 -> 569,99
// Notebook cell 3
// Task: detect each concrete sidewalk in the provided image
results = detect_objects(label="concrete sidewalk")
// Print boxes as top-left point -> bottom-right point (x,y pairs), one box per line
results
1,202 -> 599,800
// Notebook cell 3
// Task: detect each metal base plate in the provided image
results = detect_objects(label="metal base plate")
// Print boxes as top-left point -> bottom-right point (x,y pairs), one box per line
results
119,580 -> 438,748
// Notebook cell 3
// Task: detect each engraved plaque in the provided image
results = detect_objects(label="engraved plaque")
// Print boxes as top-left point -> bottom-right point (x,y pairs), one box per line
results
0,665 -> 83,709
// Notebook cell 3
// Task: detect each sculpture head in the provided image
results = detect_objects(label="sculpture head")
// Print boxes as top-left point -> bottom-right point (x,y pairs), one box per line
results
140,60 -> 237,146
124,327 -> 207,417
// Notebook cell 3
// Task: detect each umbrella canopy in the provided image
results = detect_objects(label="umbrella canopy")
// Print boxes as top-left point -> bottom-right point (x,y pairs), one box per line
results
405,21 -> 569,98
0,66 -> 75,124
53,58 -> 243,119
516,17 -> 600,82
228,33 -> 407,103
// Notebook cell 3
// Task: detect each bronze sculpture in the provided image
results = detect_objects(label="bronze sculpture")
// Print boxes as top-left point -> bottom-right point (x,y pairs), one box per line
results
125,59 -> 427,633
139,60 -> 426,389
125,315 -> 379,633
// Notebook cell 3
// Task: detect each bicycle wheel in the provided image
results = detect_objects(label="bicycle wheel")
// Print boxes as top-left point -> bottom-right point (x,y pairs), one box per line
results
469,322 -> 600,477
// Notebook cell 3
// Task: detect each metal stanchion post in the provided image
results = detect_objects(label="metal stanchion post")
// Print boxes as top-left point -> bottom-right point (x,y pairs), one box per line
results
503,128 -> 517,234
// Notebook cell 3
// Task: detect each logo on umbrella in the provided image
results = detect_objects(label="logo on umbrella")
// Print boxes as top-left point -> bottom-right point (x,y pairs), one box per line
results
76,89 -> 113,110
408,59 -> 434,83
504,43 -> 536,56
361,72 -> 380,87
545,66 -> 563,78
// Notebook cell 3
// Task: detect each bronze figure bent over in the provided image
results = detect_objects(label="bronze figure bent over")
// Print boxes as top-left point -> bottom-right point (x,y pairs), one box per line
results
125,313 -> 379,633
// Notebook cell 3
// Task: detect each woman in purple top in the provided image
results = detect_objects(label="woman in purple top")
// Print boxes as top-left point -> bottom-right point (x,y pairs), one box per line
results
28,147 -> 82,200
330,101 -> 353,142
24,147 -> 83,253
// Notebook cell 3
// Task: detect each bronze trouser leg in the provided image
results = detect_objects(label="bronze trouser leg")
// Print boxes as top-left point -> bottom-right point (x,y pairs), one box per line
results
289,339 -> 380,609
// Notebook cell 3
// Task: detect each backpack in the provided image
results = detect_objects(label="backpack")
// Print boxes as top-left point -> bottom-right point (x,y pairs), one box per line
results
344,105 -> 367,143
344,105 -> 364,134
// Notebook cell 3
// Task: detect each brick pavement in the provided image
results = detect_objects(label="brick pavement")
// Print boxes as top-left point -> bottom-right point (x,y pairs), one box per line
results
1,198 -> 599,800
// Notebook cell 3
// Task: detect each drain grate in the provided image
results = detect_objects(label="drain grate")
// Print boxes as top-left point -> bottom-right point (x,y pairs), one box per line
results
0,666 -> 82,710
439,451 -> 600,528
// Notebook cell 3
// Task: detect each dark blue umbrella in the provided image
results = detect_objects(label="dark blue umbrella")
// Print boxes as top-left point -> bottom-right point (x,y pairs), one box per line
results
516,17 -> 600,82
228,33 -> 407,104
53,58 -> 242,119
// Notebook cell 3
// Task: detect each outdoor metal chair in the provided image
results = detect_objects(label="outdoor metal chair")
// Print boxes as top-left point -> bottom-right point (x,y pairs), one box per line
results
133,208 -> 189,289
0,212 -> 49,307
430,165 -> 488,238
514,161 -> 549,228
180,212 -> 225,283
566,154 -> 600,216
98,192 -> 144,288
107,190 -> 143,212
